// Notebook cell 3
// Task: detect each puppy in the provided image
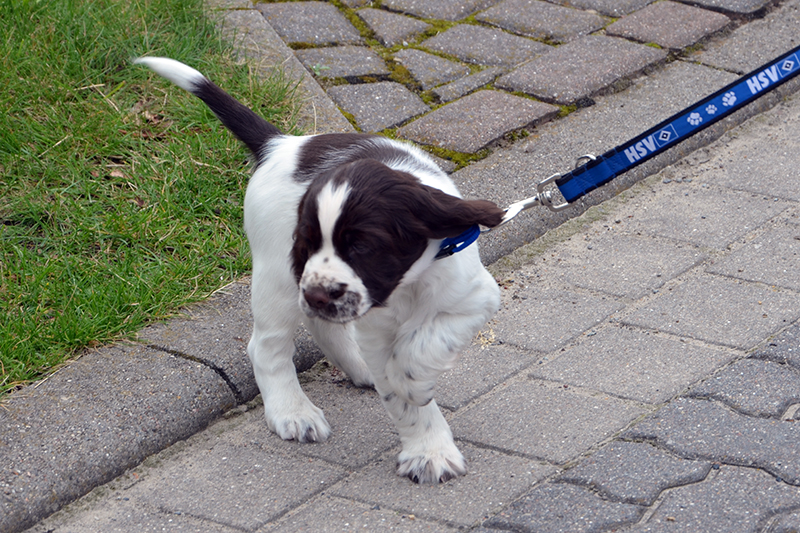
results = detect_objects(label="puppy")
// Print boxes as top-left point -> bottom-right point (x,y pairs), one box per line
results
135,57 -> 505,483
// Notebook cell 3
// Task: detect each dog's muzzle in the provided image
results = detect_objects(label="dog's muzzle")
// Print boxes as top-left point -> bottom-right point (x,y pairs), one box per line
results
300,281 -> 364,323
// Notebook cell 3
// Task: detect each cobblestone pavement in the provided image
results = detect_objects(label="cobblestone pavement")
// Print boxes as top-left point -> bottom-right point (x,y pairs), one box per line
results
5,1 -> 800,532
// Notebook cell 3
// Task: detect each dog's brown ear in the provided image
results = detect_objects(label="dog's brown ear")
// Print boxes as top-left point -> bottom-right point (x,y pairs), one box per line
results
407,184 -> 505,240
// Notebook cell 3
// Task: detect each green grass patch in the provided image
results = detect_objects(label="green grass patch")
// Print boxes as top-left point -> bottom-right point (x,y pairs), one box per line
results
0,0 -> 300,394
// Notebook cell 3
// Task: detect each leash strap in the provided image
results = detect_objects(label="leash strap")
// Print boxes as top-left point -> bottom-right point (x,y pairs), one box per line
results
555,44 -> 800,204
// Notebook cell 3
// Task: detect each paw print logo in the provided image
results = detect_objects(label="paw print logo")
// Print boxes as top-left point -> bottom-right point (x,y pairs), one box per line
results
706,104 -> 717,115
687,112 -> 702,126
722,92 -> 737,107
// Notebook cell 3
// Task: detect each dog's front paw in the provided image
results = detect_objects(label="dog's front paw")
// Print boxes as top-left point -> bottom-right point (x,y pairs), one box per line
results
265,402 -> 331,443
396,446 -> 467,484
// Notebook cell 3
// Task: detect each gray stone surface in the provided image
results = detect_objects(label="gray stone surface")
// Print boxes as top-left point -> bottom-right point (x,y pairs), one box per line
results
496,35 -> 667,104
393,48 -> 470,90
624,398 -> 800,484
631,466 -> 800,532
695,0 -> 800,74
687,358 -> 800,418
549,0 -> 656,17
530,325 -> 737,404
452,378 -> 646,463
622,274 -> 800,350
270,494 -> 457,532
295,46 -> 390,79
137,280 -> 257,403
621,182 -> 790,250
485,482 -> 645,532
675,0 -> 773,15
357,8 -> 431,47
771,509 -> 800,533
477,0 -> 608,43
707,224 -> 800,291
606,1 -> 731,50
491,283 -> 623,353
558,441 -> 712,506
432,67 -> 505,103
548,232 -> 705,300
118,416 -> 346,532
423,24 -> 551,67
257,1 -> 362,46
752,321 -> 800,370
0,344 -> 235,533
437,340 -> 542,410
397,90 -> 558,153
382,0 -> 503,21
330,442 -> 555,527
327,81 -> 429,132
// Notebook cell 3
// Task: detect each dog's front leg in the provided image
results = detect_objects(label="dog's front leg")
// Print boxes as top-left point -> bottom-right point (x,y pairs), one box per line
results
248,264 -> 331,443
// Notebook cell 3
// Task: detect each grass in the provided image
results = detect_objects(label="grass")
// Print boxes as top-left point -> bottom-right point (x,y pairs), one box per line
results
0,0 -> 301,394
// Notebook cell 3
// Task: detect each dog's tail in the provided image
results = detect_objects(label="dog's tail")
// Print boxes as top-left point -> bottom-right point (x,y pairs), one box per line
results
134,57 -> 282,156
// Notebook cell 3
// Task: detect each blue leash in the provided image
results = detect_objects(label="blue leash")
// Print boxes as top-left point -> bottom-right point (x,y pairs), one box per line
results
438,43 -> 800,260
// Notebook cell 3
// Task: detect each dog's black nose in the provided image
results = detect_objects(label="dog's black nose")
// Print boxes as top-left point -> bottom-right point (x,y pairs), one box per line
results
303,284 -> 347,309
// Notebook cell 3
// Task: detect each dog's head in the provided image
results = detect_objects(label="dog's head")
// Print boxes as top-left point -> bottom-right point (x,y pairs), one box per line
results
291,159 -> 504,323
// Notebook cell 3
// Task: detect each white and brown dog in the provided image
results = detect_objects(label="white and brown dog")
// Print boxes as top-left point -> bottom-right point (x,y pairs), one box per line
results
135,57 -> 504,483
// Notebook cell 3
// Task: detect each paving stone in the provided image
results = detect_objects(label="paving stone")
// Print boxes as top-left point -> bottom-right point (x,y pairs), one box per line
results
674,0 -> 773,15
559,441 -> 712,506
393,48 -> 470,90
295,46 -> 390,79
606,1 -> 730,50
0,343 -> 236,533
451,378 -> 645,463
496,35 -> 667,104
437,338 -> 542,410
327,82 -> 429,132
631,466 -> 800,532
622,274 -> 800,350
751,319 -> 800,370
687,95 -> 800,201
397,90 -> 558,153
477,0 -> 608,43
531,325 -> 737,404
329,443 -> 554,527
136,281 -> 258,403
771,509 -> 800,533
423,24 -> 551,67
707,224 -> 800,291
244,371 -> 400,469
127,435 -> 345,531
269,494 -> 457,532
339,0 -> 370,6
548,0 -> 657,17
27,496 -> 241,533
432,67 -> 505,103
485,482 -> 645,533
687,358 -> 800,419
623,397 -> 800,484
357,8 -> 431,47
382,0 -> 503,21
622,182 -> 790,250
257,2 -> 362,46
695,0 -> 800,74
550,232 -> 705,300
490,280 -> 623,353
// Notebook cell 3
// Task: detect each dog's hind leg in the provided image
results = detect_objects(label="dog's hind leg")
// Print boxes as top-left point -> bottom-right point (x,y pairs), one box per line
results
305,318 -> 373,387
248,266 -> 331,443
